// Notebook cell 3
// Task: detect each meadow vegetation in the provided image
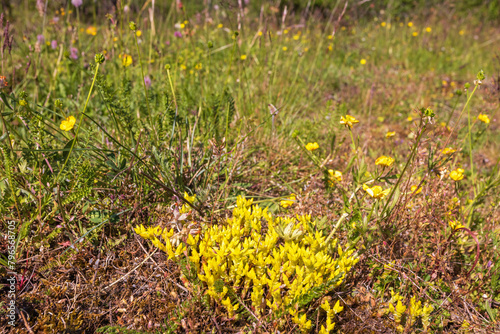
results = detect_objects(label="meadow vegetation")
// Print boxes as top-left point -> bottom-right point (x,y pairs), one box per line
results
1,0 -> 500,332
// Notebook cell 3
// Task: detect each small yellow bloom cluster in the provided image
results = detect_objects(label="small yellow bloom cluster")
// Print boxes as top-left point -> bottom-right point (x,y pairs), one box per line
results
386,131 -> 396,138
384,292 -> 434,332
86,26 -> 97,36
375,155 -> 394,167
122,54 -> 133,67
477,114 -> 490,124
318,299 -> 343,333
448,220 -> 465,230
441,147 -> 456,155
188,196 -> 357,326
134,224 -> 193,259
449,168 -> 465,181
328,170 -> 342,185
340,115 -> 359,128
363,184 -> 390,199
410,185 -> 422,195
180,192 -> 196,214
305,142 -> 319,151
281,193 -> 296,208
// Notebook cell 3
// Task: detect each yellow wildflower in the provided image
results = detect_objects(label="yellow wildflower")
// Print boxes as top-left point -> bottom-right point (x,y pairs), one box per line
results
195,63 -> 202,70
381,22 -> 386,27
136,30 -> 142,37
122,54 -> 133,67
257,31 -> 263,36
363,184 -> 390,199
217,23 -> 223,28
86,26 -> 97,36
60,116 -> 76,131
281,194 -> 296,208
449,168 -> 464,181
410,185 -> 422,195
412,31 -> 419,37
328,169 -> 342,183
305,142 -> 319,151
449,220 -> 465,230
375,156 -> 395,167
340,115 -> 359,128
459,30 -> 465,35
282,46 -> 288,51
426,27 -> 432,32
478,114 -> 490,124
441,147 -> 456,155
386,131 -> 396,138
408,22 -> 413,27
240,54 -> 247,60
283,29 -> 289,34
360,59 -> 367,65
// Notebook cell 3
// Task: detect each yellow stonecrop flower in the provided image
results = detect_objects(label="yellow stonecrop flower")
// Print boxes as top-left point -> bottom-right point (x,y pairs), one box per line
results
386,131 -> 396,138
422,303 -> 434,330
60,116 -> 76,131
136,196 -> 358,330
478,114 -> 490,124
281,193 -> 296,208
363,184 -> 390,199
441,147 -> 456,155
409,296 -> 422,324
328,169 -> 342,184
449,168 -> 464,181
180,192 -> 196,213
375,155 -> 395,167
86,26 -> 97,36
340,115 -> 359,128
305,142 -> 319,151
122,54 -> 133,67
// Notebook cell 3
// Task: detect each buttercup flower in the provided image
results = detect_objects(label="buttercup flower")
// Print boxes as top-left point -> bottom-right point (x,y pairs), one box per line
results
328,169 -> 342,183
360,59 -> 366,65
449,168 -> 464,181
478,114 -> 490,124
122,54 -> 133,67
340,115 -> 359,128
441,147 -> 456,155
363,184 -> 390,199
240,54 -> 247,60
305,142 -> 319,151
375,156 -> 395,167
60,116 -> 76,131
386,131 -> 395,138
86,26 -> 97,36
281,193 -> 296,208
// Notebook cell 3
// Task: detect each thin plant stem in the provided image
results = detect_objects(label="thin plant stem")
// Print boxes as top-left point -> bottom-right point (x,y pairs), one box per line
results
56,63 -> 100,183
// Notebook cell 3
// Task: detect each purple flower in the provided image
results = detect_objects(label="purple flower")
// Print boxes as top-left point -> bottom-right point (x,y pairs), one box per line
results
71,0 -> 83,7
144,75 -> 151,88
174,31 -> 182,38
70,47 -> 79,60
487,260 -> 493,269
51,40 -> 57,49
37,34 -> 45,44
165,40 -> 171,46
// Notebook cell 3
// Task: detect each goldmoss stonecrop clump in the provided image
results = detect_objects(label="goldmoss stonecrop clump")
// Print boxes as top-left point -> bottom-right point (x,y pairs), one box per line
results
135,196 -> 358,332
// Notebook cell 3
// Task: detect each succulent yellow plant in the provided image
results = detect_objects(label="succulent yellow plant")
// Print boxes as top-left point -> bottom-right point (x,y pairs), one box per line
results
135,196 -> 359,331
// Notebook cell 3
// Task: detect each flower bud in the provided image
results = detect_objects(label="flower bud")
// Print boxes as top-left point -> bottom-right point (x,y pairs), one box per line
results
129,21 -> 137,31
95,53 -> 105,64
